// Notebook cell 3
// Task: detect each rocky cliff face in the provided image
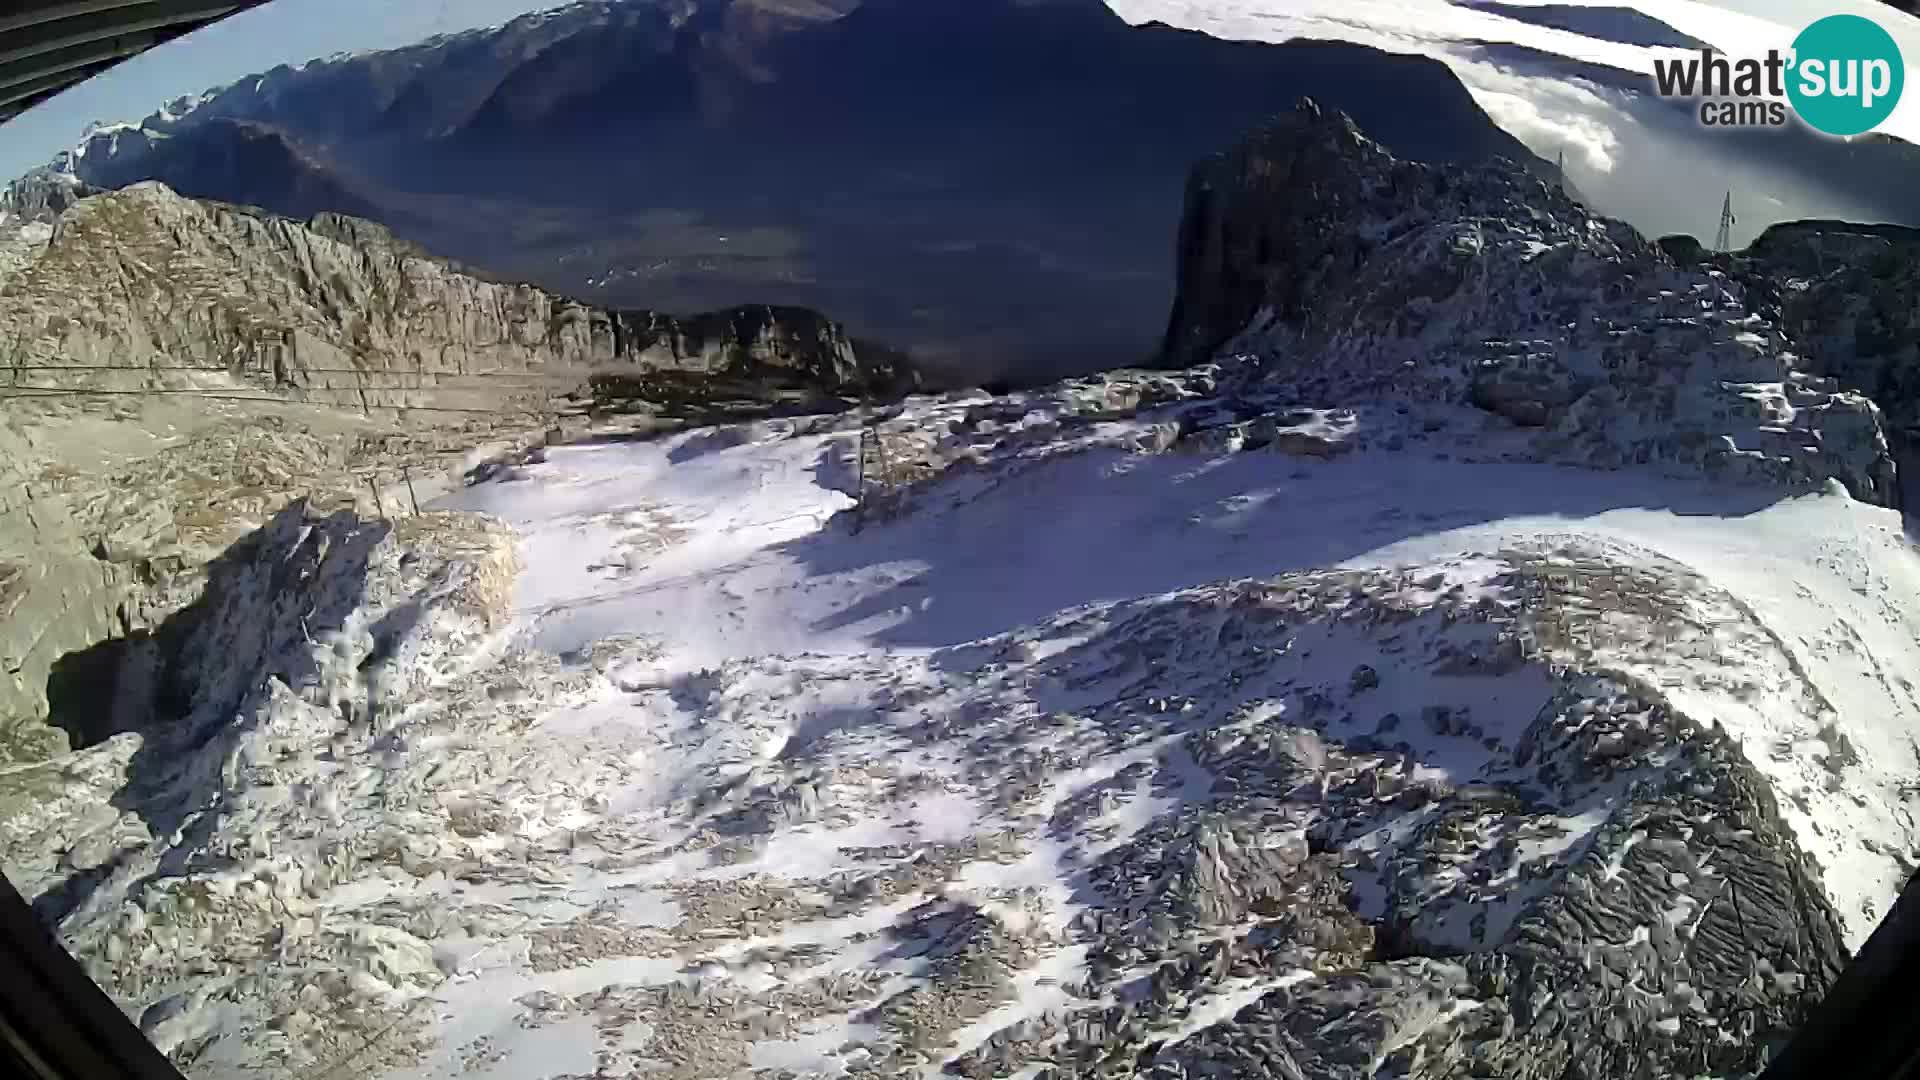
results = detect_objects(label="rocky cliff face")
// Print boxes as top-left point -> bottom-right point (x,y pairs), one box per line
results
1,502 -> 531,1072
2,182 -> 575,411
1160,100 -> 1899,506
0,417 -> 130,766
0,396 -> 567,767
0,182 -> 914,414
0,168 -> 94,285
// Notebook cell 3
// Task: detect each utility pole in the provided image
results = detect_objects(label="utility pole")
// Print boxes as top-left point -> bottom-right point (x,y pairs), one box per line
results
1714,190 -> 1736,253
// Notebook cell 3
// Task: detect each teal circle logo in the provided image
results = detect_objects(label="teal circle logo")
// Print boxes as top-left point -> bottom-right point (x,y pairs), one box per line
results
1788,14 -> 1905,136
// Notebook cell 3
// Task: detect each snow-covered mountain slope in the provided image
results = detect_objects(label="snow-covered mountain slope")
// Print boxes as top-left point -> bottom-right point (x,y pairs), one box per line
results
7,359 -> 1914,1078
14,377 -> 1907,1079
456,395 -> 1920,931
11,101 -> 1920,1080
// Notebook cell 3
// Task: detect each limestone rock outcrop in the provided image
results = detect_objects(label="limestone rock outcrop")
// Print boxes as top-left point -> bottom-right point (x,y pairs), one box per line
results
0,182 -> 918,415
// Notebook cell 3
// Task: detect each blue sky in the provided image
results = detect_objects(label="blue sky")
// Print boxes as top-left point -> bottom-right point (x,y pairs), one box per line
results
0,0 -> 560,181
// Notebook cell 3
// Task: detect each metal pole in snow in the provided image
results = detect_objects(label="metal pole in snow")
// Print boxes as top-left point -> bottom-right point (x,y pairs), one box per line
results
853,426 -> 867,534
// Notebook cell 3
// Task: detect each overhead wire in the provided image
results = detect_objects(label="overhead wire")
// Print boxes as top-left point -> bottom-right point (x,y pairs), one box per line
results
2,381 -> 577,394
0,385 -> 559,416
1,363 -> 599,378
0,361 -> 590,414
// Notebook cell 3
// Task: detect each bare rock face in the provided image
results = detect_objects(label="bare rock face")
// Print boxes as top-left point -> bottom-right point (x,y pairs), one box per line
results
1159,100 -> 1900,506
0,181 -> 582,410
1,502 -> 531,1073
0,388 -> 562,765
0,182 -> 916,414
0,417 -> 129,765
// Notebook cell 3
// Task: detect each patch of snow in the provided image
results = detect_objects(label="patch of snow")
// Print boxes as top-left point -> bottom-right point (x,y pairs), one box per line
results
438,425 -> 1920,949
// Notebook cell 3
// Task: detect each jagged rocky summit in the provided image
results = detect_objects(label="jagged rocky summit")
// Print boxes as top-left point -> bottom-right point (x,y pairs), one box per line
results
0,167 -> 92,282
1160,100 -> 1899,507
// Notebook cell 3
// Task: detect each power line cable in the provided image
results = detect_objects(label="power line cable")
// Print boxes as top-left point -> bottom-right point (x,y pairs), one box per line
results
0,385 -> 556,416
2,364 -> 598,378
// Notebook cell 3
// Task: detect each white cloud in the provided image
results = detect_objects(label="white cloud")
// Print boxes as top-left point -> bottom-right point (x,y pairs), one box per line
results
1111,0 -> 1920,146
1447,56 -> 1627,172
1109,0 -> 1915,245
1109,0 -> 1660,171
